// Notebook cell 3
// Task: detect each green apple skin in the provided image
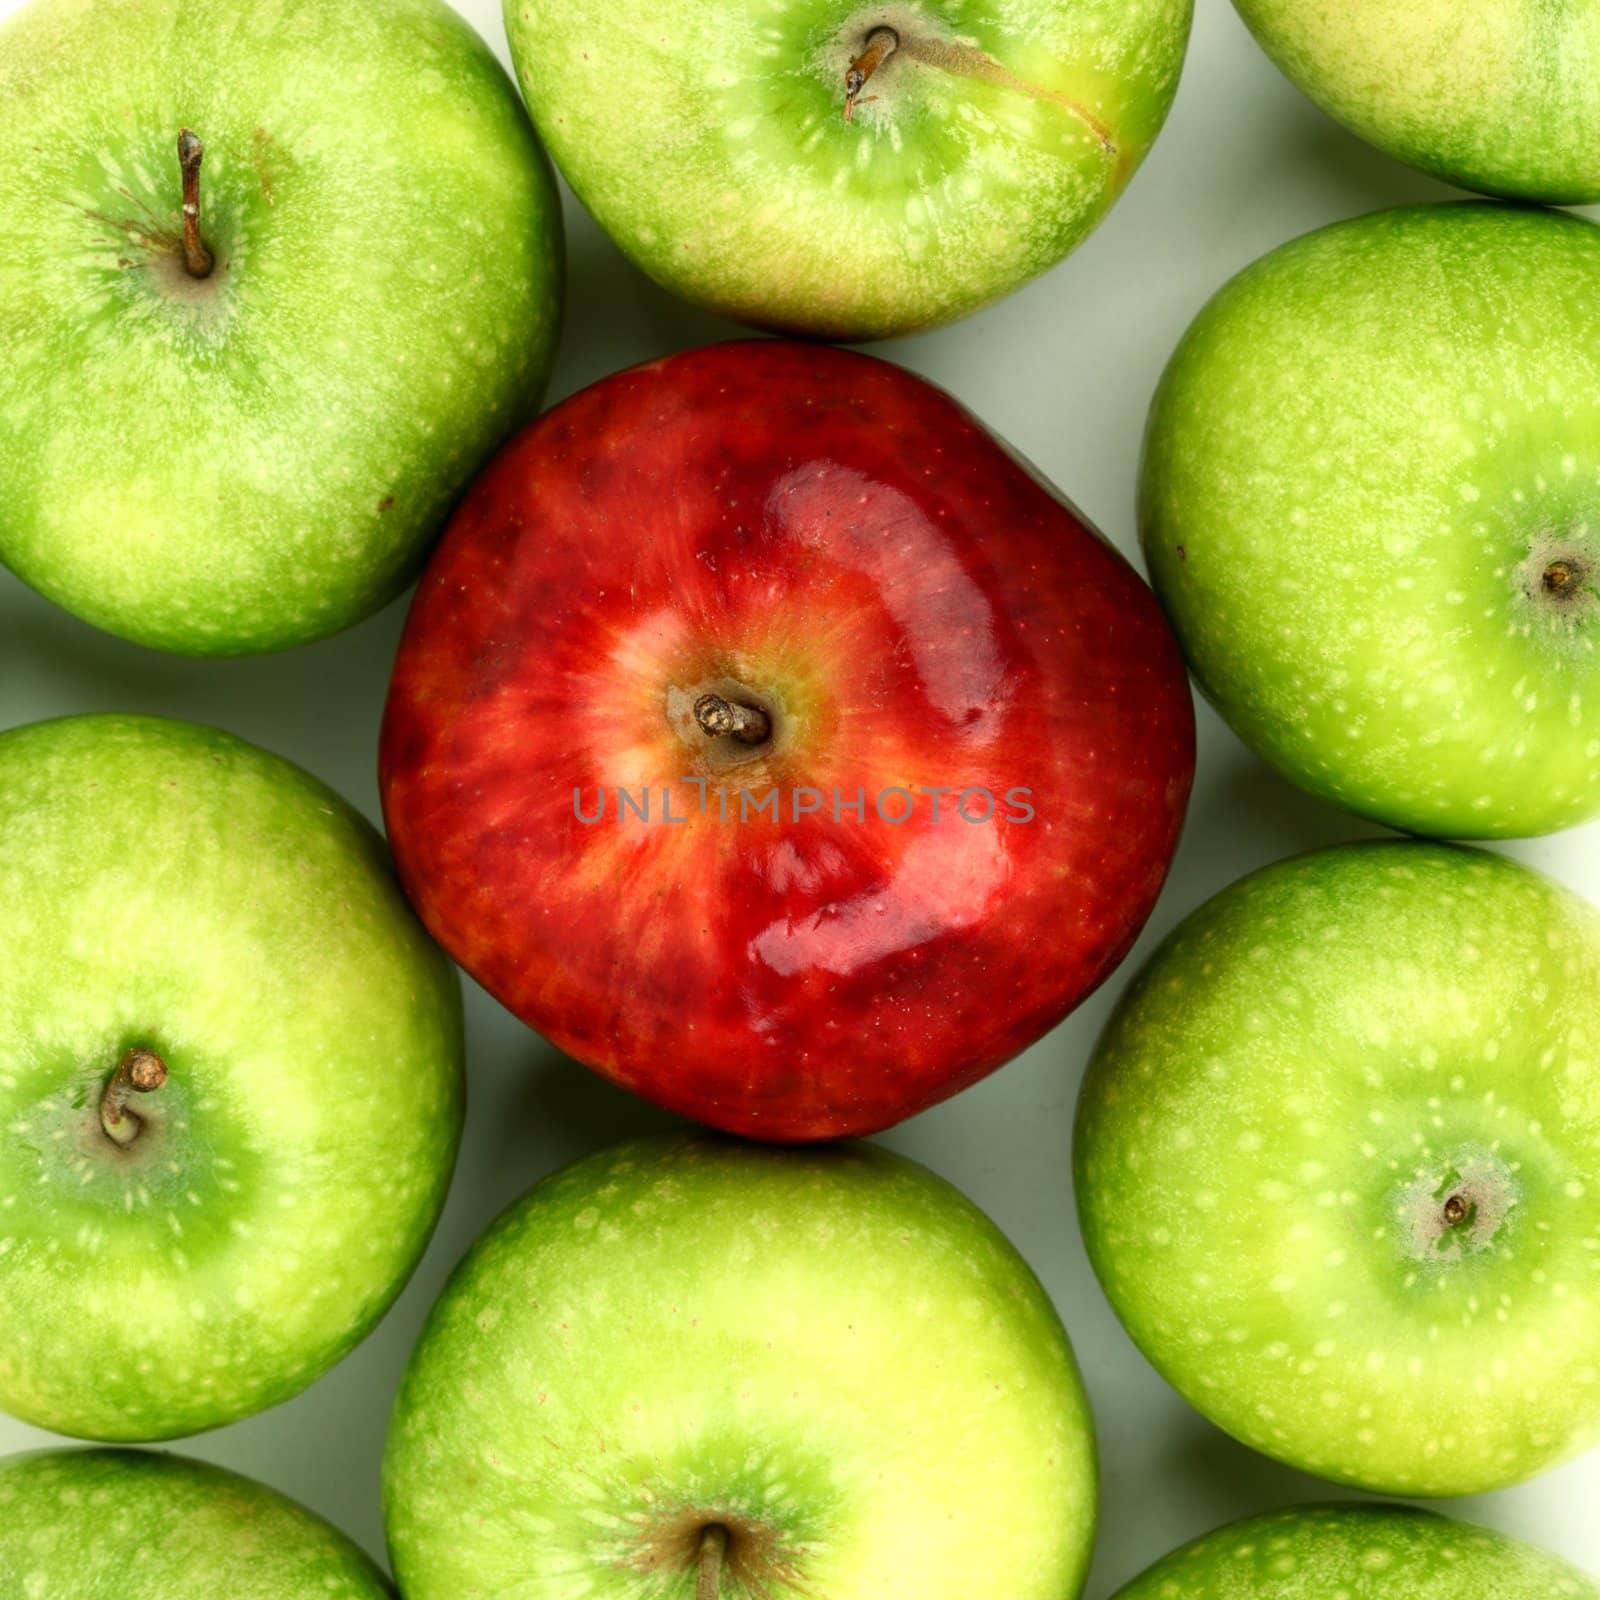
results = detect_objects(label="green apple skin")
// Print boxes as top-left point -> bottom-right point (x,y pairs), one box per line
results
1075,841 -> 1600,1496
1233,0 -> 1600,203
0,1448 -> 394,1599
384,1134 -> 1096,1600
0,714 -> 464,1440
503,0 -> 1190,340
1110,1504 -> 1600,1600
0,0 -> 562,657
1142,203 -> 1600,838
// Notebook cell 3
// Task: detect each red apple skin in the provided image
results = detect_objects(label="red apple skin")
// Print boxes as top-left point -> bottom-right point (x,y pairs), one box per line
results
380,341 -> 1194,1141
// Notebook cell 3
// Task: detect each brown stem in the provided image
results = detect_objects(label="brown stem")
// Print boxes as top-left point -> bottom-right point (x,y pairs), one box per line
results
844,27 -> 899,121
100,1047 -> 168,1148
694,694 -> 771,745
177,129 -> 214,279
695,1525 -> 728,1600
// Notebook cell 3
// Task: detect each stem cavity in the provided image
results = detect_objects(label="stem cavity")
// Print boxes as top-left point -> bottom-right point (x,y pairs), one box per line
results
844,27 -> 899,121
695,1524 -> 729,1600
1521,536 -> 1597,621
177,129 -> 215,280
100,1047 -> 168,1148
694,694 -> 771,745
1545,559 -> 1579,595
1396,1152 -> 1518,1261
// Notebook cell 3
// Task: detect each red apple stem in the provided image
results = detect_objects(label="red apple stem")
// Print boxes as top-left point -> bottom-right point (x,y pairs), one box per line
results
844,27 -> 899,121
695,1524 -> 728,1600
694,694 -> 771,745
100,1047 -> 168,1148
177,129 -> 215,280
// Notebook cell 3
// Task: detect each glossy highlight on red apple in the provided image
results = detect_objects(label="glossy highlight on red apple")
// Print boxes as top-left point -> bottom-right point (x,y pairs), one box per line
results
380,341 -> 1194,1140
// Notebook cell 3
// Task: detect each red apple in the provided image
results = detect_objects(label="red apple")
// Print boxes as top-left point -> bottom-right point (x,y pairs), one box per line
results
380,341 -> 1194,1140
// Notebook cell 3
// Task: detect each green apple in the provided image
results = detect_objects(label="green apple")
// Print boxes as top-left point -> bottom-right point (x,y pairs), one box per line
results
502,0 -> 1190,339
384,1134 -> 1096,1599
0,1447 -> 394,1598
1110,1503 -> 1599,1600
1075,840 -> 1600,1496
0,0 -> 562,657
1233,0 -> 1600,203
0,713 -> 463,1440
1142,203 -> 1600,838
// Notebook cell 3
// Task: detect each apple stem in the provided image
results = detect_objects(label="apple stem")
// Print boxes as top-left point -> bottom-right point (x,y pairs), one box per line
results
844,27 -> 899,121
100,1047 -> 168,1148
177,129 -> 215,280
694,694 -> 771,745
695,1524 -> 728,1600
1545,560 -> 1579,595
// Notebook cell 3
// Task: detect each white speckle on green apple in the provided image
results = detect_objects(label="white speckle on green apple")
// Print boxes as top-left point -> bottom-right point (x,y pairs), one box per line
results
1232,0 -> 1600,203
1110,1502 -> 1600,1599
0,0 -> 563,656
1142,202 -> 1600,837
0,714 -> 464,1441
1076,840 -> 1600,1496
0,1448 -> 395,1597
384,1134 -> 1096,1599
502,0 -> 1190,339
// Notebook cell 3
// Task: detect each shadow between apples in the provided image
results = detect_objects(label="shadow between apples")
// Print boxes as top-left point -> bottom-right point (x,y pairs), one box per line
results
494,1031 -> 687,1169
1085,1408 -> 1390,1600
1169,1410 -> 1368,1520
546,187 -> 749,405
0,579 -> 192,712
1275,103 -> 1463,218
0,569 -> 410,820
1159,713 -> 1395,928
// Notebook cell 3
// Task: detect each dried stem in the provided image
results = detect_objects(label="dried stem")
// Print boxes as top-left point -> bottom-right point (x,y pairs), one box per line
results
695,1525 -> 729,1600
177,129 -> 214,279
100,1047 -> 168,1148
844,27 -> 899,121
694,694 -> 771,745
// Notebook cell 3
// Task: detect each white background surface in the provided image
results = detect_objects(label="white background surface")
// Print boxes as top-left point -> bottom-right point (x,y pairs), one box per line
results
1,0 -> 1595,1591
